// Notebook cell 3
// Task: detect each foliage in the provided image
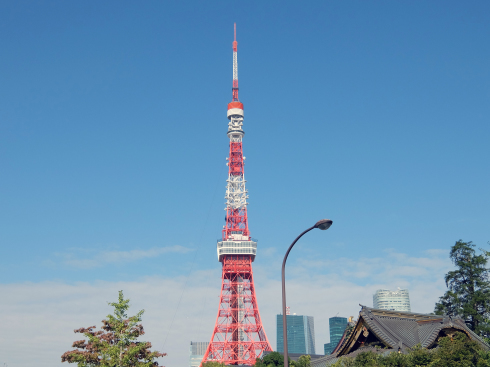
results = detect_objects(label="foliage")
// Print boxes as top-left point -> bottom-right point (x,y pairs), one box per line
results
254,351 -> 291,367
201,362 -> 225,367
253,352 -> 310,367
291,354 -> 311,367
330,332 -> 490,367
61,290 -> 166,367
434,240 -> 490,338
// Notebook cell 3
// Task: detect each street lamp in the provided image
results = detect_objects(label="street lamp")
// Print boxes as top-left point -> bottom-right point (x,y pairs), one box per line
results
282,219 -> 333,367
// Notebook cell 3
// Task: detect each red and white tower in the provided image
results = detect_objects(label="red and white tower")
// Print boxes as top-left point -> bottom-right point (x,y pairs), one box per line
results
201,24 -> 272,366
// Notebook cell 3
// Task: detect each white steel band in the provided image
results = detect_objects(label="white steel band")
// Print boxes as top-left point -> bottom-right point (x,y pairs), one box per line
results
233,51 -> 238,81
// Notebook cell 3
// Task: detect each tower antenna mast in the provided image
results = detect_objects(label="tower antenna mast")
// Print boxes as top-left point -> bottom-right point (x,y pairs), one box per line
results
232,22 -> 239,102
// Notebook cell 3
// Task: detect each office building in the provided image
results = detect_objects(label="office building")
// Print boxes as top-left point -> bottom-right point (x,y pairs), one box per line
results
324,316 -> 348,355
189,341 -> 209,367
373,288 -> 411,312
277,314 -> 315,355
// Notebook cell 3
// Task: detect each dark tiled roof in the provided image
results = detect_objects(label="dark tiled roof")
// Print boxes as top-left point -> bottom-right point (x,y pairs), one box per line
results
336,306 -> 490,356
310,353 -> 338,367
417,321 -> 439,344
312,306 -> 490,367
342,346 -> 395,359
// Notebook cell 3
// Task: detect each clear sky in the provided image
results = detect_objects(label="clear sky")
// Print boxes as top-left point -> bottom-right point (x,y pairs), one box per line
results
0,1 -> 489,366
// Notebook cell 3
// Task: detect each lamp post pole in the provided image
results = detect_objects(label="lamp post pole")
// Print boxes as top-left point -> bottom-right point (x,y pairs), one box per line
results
282,219 -> 332,367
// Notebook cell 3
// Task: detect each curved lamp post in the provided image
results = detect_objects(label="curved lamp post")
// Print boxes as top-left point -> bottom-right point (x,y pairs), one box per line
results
282,219 -> 333,367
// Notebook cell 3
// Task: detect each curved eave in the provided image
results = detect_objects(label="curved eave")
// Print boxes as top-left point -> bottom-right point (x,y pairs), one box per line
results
464,324 -> 490,351
331,327 -> 349,355
423,317 -> 490,351
337,306 -> 490,356
337,309 -> 395,356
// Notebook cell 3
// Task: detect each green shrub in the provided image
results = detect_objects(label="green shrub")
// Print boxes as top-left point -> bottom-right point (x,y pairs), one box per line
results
331,332 -> 490,367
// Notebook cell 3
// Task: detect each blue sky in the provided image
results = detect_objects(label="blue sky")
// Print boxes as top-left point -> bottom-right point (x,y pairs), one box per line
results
0,1 -> 489,366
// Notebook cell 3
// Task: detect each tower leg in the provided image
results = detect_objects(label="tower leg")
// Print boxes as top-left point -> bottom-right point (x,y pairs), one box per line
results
201,255 -> 272,366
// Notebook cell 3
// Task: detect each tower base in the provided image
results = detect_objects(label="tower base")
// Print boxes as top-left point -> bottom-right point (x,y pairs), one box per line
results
201,255 -> 272,366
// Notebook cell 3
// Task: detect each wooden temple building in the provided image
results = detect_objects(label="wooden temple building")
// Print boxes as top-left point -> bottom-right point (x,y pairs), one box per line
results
311,305 -> 490,367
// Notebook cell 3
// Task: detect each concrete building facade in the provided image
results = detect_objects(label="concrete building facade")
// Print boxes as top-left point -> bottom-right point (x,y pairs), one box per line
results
373,289 -> 411,312
189,341 -> 209,367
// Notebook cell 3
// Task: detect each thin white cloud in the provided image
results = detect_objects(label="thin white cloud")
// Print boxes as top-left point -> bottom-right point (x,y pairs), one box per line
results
0,249 -> 454,367
57,245 -> 193,269
291,248 -> 452,283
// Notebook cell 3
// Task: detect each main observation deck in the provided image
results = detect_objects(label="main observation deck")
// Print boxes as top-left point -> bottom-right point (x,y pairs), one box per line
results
217,233 -> 257,262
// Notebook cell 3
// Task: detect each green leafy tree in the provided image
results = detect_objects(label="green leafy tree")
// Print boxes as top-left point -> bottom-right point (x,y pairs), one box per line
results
254,351 -> 291,367
406,345 -> 432,366
201,362 -> 225,367
435,240 -> 490,338
291,355 -> 311,367
431,332 -> 483,367
330,332 -> 490,367
61,290 -> 166,367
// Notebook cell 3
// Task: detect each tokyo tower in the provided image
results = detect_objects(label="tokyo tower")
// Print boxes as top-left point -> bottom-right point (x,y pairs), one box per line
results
201,24 -> 272,366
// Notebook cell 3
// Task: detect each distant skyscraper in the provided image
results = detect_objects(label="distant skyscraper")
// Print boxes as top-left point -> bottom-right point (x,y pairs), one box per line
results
277,314 -> 316,355
373,289 -> 411,312
189,342 -> 209,367
324,316 -> 348,355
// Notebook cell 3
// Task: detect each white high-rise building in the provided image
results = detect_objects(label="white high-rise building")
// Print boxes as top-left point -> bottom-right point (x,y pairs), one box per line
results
373,289 -> 411,312
189,342 -> 209,367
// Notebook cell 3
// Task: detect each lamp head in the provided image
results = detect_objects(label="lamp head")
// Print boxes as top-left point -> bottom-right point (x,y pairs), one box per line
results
315,219 -> 333,230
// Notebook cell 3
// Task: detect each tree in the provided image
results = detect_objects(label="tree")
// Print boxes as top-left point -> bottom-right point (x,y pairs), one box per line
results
432,332 -> 484,367
254,351 -> 291,367
61,290 -> 166,367
434,240 -> 490,338
330,332 -> 490,366
253,352 -> 311,367
202,362 -> 225,367
291,355 -> 311,367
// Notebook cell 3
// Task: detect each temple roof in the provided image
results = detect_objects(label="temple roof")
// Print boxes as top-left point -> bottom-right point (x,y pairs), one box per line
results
311,305 -> 489,367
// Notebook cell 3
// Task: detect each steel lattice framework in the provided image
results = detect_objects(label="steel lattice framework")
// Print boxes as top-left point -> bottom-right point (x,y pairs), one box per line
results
201,24 -> 272,366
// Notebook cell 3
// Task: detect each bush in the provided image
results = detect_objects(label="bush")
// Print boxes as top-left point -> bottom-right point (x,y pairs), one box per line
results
253,351 -> 292,367
331,332 -> 490,367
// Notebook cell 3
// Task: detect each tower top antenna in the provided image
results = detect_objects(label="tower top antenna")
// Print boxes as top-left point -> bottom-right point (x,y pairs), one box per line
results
231,23 -> 240,103
233,23 -> 237,52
